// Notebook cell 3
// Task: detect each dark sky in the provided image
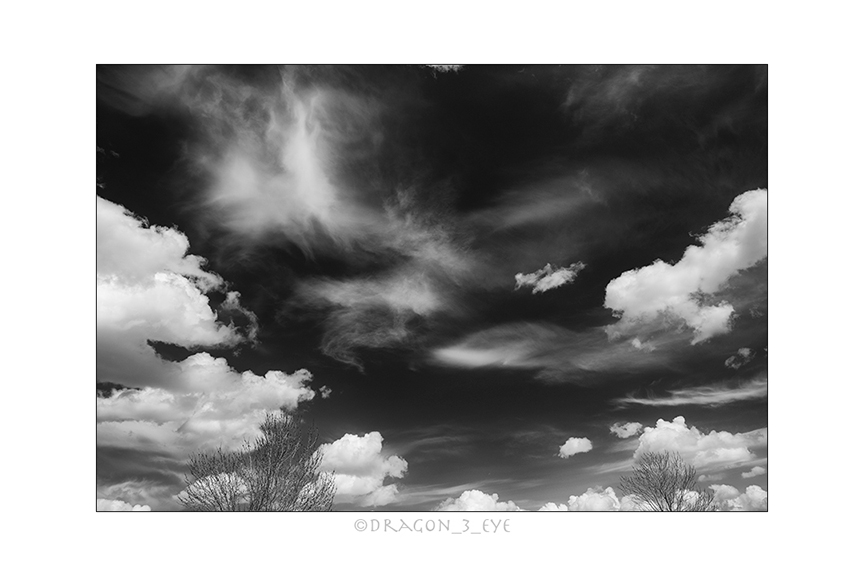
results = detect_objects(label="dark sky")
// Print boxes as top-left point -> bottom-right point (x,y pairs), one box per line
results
96,65 -> 767,512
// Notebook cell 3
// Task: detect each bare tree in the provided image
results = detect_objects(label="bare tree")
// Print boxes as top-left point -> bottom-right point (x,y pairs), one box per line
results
179,408 -> 336,511
619,451 -> 717,511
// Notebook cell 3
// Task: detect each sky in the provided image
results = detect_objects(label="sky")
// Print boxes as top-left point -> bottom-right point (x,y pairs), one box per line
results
96,64 -> 767,512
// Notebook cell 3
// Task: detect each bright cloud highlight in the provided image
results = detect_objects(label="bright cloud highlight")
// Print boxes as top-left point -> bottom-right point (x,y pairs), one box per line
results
634,416 -> 766,471
558,437 -> 593,458
604,189 -> 767,343
515,262 -> 586,294
319,432 -> 408,507
610,422 -> 643,438
434,490 -> 522,511
710,484 -> 767,511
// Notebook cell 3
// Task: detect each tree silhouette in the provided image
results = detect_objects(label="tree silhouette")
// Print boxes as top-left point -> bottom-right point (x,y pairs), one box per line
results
179,408 -> 336,511
619,451 -> 717,511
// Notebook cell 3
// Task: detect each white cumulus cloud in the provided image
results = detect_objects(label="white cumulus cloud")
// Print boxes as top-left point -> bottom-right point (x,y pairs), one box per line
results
538,502 -> 568,511
604,189 -> 767,343
319,432 -> 408,507
515,262 -> 586,294
434,490 -> 522,511
610,422 -> 643,438
97,196 -> 317,509
634,416 -> 766,471
558,437 -> 593,458
97,353 -> 317,454
742,466 -> 766,479
97,196 -> 254,388
537,487 -> 645,511
567,487 -> 620,511
725,347 -> 754,369
710,484 -> 767,511
96,498 -> 151,511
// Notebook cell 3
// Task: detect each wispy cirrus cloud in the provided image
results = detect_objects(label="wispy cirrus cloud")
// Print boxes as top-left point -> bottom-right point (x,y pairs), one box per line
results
614,377 -> 767,407
430,322 -> 685,381
291,189 -> 477,367
561,65 -> 767,150
137,66 -> 480,368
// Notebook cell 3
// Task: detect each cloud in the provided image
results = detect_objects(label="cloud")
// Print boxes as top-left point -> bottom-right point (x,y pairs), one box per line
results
425,65 -> 464,73
97,198 -> 316,456
634,416 -> 766,471
97,353 -> 317,454
537,487 -> 645,511
97,479 -> 182,511
710,484 -> 767,511
295,260 -> 462,368
97,196 -> 222,290
742,466 -> 766,479
604,189 -> 768,343
558,437 -> 593,458
610,422 -> 643,438
319,432 -> 408,507
561,65 -> 767,161
434,490 -> 522,512
97,196 -> 319,508
97,65 -> 193,116
97,196 -> 254,388
96,499 -> 151,511
140,67 -> 380,255
567,487 -> 619,511
538,502 -> 568,511
157,66 -> 468,265
291,187 -> 476,368
698,473 -> 724,483
117,67 -> 481,370
725,347 -> 754,369
618,495 -> 646,511
431,322 -> 681,380
615,377 -> 767,407
515,262 -> 586,294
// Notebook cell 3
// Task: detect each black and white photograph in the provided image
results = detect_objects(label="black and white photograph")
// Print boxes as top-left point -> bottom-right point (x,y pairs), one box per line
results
10,1 -> 864,573
96,64 -> 768,513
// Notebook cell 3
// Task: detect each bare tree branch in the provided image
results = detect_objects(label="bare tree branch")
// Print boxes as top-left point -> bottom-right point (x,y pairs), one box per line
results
178,408 -> 336,511
619,451 -> 717,511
